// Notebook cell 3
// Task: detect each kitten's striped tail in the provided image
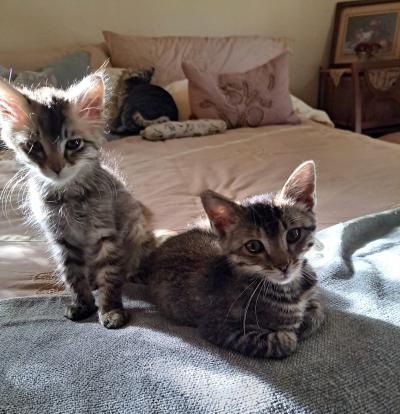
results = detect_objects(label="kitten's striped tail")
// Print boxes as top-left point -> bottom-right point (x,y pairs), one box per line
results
132,228 -> 178,284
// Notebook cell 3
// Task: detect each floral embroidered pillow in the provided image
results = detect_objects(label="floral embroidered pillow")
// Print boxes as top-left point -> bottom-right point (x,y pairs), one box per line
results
182,53 -> 299,128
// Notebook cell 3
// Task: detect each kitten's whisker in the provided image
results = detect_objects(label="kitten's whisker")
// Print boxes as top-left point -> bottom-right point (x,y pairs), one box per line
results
101,171 -> 118,198
10,173 -> 27,202
242,280 -> 263,335
287,215 -> 304,226
1,168 -> 27,221
225,279 -> 258,321
78,106 -> 101,114
62,206 -> 71,228
254,279 -> 266,329
1,171 -> 18,219
90,170 -> 103,198
302,267 -> 317,283
1,169 -> 23,202
16,179 -> 28,211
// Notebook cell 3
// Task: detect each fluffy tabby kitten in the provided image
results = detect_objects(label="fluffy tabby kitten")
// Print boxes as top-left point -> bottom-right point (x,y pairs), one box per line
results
112,68 -> 178,135
146,161 -> 323,358
0,74 -> 155,328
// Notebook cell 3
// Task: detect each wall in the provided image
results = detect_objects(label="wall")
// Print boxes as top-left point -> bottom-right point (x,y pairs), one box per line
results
0,0 -> 342,105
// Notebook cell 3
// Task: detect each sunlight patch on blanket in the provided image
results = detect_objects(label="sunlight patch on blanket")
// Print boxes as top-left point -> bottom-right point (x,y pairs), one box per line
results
0,242 -> 49,266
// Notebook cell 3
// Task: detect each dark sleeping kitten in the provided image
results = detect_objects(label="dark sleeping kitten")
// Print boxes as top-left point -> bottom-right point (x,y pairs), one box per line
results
112,68 -> 178,135
145,161 -> 324,359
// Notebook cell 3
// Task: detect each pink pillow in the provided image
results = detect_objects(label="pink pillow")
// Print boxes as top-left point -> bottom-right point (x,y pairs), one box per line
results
103,32 -> 291,86
182,53 -> 299,128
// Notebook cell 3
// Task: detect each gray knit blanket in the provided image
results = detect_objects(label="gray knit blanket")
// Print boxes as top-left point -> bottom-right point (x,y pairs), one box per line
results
1,209 -> 400,414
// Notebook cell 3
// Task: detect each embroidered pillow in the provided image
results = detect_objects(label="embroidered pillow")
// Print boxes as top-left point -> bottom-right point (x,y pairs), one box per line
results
182,53 -> 299,128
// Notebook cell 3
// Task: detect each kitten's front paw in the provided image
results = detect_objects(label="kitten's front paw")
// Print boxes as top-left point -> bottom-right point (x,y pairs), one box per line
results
298,304 -> 324,340
265,331 -> 298,359
99,309 -> 129,329
65,303 -> 97,321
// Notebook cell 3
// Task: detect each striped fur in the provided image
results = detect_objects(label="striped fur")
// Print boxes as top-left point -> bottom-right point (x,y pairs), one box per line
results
146,162 -> 324,358
0,75 -> 155,328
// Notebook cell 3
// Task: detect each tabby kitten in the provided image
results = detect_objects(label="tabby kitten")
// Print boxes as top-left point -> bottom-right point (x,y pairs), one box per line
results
0,74 -> 155,328
146,161 -> 323,358
112,68 -> 178,135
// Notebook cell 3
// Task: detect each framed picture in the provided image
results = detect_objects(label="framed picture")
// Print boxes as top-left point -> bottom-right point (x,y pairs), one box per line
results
330,0 -> 400,67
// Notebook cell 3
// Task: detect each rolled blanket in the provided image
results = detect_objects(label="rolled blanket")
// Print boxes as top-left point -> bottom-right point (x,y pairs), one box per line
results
141,119 -> 227,141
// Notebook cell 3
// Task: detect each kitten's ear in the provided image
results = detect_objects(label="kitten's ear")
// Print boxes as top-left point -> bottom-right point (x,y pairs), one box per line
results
68,73 -> 105,120
201,190 -> 243,237
0,79 -> 29,126
278,161 -> 316,211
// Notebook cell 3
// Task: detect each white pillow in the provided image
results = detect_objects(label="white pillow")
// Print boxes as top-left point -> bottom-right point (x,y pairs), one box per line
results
164,79 -> 190,121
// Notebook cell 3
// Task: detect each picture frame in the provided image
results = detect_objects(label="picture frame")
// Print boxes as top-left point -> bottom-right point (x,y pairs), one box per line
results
330,0 -> 400,67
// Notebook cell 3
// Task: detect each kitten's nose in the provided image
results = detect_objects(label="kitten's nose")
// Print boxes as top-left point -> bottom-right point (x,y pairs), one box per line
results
277,263 -> 289,274
50,164 -> 63,175
49,161 -> 64,175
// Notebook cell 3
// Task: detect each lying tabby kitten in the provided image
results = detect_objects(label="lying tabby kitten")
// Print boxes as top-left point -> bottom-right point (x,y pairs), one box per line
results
146,161 -> 323,358
0,74 -> 154,328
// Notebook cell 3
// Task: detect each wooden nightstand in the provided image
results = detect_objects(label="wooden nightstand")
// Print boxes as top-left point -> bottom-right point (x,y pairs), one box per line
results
318,60 -> 400,135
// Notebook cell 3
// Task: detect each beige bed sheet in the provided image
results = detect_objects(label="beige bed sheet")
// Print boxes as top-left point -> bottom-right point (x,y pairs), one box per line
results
1,121 -> 399,298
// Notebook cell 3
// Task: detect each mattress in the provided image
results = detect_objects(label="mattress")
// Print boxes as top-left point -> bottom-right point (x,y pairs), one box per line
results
1,121 -> 399,298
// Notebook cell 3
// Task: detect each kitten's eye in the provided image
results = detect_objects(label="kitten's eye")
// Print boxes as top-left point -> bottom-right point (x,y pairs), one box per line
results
66,139 -> 83,151
245,240 -> 265,254
287,228 -> 302,244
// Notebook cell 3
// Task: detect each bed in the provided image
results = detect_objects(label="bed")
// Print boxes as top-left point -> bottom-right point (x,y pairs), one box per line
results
1,35 -> 400,413
1,120 -> 400,298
